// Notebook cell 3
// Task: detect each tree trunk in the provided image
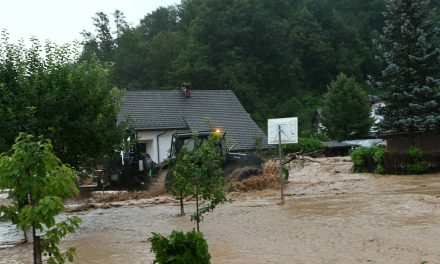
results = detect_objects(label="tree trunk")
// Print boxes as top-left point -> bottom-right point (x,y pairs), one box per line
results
180,192 -> 185,215
410,126 -> 415,146
32,226 -> 42,264
29,192 -> 42,264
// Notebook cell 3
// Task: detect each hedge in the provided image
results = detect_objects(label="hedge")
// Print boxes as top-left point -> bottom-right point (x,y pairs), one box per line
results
350,147 -> 440,174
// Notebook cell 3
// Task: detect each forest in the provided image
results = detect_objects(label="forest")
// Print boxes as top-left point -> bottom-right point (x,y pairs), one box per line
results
1,0 -> 439,159
79,0 -> 439,134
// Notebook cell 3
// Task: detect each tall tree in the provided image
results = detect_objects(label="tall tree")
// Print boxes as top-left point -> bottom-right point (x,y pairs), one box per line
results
80,12 -> 115,62
113,10 -> 128,38
322,73 -> 372,140
0,33 -> 124,169
370,0 -> 440,136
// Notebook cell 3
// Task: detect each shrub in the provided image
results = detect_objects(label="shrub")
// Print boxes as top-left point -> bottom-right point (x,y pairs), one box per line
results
353,146 -> 434,174
149,230 -> 211,264
373,147 -> 387,174
350,146 -> 387,173
406,147 -> 428,174
350,147 -> 374,172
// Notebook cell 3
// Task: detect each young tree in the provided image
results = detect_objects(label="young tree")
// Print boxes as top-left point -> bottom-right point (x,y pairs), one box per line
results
171,132 -> 228,232
370,0 -> 440,137
171,147 -> 196,215
322,73 -> 372,140
0,134 -> 81,264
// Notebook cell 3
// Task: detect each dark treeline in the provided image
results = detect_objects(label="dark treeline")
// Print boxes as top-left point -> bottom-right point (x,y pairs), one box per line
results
80,0 -> 439,134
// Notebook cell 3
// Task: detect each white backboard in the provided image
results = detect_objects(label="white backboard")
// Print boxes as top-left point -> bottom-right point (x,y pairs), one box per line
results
268,117 -> 298,145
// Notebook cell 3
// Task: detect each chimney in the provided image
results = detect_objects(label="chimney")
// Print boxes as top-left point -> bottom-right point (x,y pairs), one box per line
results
181,82 -> 191,98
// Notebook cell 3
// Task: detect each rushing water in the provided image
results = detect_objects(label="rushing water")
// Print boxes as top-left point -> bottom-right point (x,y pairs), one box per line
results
1,159 -> 440,263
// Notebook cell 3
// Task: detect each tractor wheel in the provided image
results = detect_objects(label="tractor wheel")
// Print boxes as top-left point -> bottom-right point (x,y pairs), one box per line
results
228,167 -> 262,181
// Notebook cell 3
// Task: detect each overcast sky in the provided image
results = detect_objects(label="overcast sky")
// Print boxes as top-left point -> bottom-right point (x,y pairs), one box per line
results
0,0 -> 181,45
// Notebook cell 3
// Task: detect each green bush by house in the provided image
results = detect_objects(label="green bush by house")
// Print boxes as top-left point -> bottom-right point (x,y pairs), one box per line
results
350,146 -> 434,174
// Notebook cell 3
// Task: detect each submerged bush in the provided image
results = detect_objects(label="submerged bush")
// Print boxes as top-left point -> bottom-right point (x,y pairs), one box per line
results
406,147 -> 428,174
373,147 -> 387,174
351,147 -> 374,173
351,146 -> 387,173
149,230 -> 211,264
352,146 -> 434,174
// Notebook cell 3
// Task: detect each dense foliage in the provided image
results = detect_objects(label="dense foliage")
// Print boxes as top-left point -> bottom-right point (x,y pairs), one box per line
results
350,145 -> 435,174
0,134 -> 81,264
0,32 -> 124,169
322,73 -> 372,140
373,147 -> 387,174
351,147 -> 377,173
351,146 -> 388,173
150,230 -> 211,264
406,146 -> 429,174
369,0 -> 440,135
79,0 -> 412,133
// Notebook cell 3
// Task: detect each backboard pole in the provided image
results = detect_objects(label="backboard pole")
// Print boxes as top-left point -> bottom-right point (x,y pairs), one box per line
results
278,124 -> 284,203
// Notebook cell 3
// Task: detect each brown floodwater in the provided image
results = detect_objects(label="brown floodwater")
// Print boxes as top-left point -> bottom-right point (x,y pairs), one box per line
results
1,157 -> 440,263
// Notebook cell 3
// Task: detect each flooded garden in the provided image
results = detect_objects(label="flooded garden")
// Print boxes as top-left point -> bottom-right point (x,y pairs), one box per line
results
1,157 -> 440,263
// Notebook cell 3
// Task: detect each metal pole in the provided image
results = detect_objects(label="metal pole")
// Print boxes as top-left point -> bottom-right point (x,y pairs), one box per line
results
278,124 -> 284,202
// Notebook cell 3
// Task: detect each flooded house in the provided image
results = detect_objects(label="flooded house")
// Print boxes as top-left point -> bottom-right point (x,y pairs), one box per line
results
117,87 -> 269,163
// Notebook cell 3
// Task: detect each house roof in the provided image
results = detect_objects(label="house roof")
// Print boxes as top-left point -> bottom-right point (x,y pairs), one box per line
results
118,90 -> 270,150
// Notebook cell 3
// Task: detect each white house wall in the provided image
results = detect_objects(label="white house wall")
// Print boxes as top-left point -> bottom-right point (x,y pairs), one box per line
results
136,130 -> 183,163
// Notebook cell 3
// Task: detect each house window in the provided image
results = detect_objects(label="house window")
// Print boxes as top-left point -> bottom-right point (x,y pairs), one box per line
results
183,139 -> 196,152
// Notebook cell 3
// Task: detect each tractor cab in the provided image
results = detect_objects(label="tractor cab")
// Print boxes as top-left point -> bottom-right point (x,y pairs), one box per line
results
165,129 -> 262,190
169,130 -> 227,161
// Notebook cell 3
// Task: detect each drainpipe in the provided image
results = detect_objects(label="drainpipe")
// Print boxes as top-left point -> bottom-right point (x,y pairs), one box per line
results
156,131 -> 167,163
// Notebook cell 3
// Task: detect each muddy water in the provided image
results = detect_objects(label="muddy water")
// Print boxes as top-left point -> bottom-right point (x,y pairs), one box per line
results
1,157 -> 440,263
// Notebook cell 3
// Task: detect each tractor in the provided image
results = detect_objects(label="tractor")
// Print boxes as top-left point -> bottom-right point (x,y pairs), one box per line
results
165,130 -> 262,189
98,130 -> 261,191
97,132 -> 160,190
